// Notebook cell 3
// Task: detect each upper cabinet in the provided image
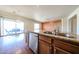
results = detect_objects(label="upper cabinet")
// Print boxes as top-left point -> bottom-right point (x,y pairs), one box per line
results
41,20 -> 62,32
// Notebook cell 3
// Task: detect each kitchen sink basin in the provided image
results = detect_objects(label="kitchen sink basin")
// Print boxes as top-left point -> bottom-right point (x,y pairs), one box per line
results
44,32 -> 76,38
57,33 -> 76,38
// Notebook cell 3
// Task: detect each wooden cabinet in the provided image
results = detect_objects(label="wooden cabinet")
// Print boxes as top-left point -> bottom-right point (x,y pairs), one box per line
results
54,47 -> 70,54
38,40 -> 52,54
54,38 -> 79,54
38,34 -> 79,54
38,35 -> 53,54
29,32 -> 79,54
41,20 -> 61,32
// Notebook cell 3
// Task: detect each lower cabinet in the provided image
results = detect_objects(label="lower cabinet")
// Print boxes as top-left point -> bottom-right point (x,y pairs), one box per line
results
54,38 -> 79,54
38,35 -> 53,54
54,47 -> 70,54
38,40 -> 52,54
29,32 -> 79,54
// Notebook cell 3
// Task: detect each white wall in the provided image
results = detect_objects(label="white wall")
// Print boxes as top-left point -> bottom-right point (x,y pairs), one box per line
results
61,17 -> 68,33
62,7 -> 79,34
0,21 -> 1,36
67,7 -> 79,34
77,14 -> 79,34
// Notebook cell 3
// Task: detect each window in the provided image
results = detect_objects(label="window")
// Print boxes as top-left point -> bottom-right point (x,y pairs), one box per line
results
16,20 -> 24,33
34,23 -> 40,32
0,17 -> 24,36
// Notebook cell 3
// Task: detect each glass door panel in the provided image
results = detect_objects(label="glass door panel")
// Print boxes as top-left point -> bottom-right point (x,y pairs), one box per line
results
16,21 -> 24,33
1,18 -> 24,36
3,20 -> 16,35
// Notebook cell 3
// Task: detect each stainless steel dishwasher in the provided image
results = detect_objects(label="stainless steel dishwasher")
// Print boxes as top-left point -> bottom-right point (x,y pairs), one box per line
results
29,32 -> 38,53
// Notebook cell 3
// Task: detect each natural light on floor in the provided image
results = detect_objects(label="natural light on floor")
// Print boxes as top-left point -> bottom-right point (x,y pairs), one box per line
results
0,17 -> 25,53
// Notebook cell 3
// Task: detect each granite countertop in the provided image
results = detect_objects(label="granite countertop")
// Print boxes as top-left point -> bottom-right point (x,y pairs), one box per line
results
30,32 -> 79,44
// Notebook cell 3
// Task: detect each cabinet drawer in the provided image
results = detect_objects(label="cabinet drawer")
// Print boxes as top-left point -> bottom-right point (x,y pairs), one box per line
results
54,47 -> 70,54
39,35 -> 52,43
54,39 -> 79,53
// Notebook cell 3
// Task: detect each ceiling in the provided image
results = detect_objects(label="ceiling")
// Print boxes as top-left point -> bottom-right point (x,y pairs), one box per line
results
0,5 -> 78,22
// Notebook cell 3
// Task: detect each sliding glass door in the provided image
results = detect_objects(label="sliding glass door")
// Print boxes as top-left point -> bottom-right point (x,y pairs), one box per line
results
0,17 -> 24,36
2,19 -> 16,35
16,21 -> 24,33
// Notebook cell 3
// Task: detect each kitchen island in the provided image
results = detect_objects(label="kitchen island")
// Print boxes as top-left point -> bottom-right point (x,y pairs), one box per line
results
28,32 -> 79,54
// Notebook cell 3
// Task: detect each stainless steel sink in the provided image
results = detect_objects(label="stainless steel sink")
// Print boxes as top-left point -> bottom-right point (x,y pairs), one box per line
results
54,32 -> 76,38
44,32 -> 76,38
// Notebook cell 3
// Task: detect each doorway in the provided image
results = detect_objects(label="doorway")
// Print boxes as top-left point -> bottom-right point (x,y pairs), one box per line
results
69,15 -> 77,34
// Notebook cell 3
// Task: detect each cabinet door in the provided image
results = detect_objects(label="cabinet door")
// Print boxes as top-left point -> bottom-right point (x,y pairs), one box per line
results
38,40 -> 51,54
54,47 -> 70,54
